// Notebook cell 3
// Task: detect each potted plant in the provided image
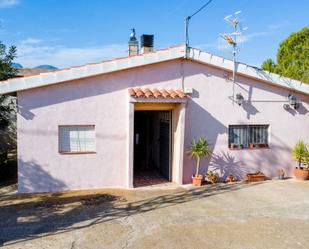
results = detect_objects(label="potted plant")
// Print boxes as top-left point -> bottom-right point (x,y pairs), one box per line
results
226,175 -> 235,183
292,140 -> 309,180
249,143 -> 254,149
277,168 -> 285,180
187,137 -> 211,186
230,143 -> 236,149
205,170 -> 219,184
246,171 -> 266,182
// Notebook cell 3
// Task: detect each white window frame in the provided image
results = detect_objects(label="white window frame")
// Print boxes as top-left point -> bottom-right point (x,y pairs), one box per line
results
58,125 -> 96,154
228,125 -> 269,149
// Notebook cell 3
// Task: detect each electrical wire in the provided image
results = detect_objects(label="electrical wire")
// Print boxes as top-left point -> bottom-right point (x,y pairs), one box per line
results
189,0 -> 214,19
185,0 -> 215,58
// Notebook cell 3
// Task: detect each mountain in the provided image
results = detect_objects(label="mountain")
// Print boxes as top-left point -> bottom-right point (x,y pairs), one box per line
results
35,65 -> 58,69
12,63 -> 23,69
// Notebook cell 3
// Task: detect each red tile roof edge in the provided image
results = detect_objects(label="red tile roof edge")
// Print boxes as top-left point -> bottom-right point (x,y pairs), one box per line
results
128,87 -> 187,99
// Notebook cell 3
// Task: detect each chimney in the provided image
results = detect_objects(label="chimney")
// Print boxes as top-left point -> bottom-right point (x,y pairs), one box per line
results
128,29 -> 138,56
140,34 -> 154,54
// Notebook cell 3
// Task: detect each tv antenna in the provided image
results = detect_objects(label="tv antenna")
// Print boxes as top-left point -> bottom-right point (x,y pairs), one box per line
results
220,10 -> 248,103
184,0 -> 214,58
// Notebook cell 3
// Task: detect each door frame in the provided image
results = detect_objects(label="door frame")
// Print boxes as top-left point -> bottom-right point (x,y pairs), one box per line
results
133,110 -> 172,181
126,97 -> 187,188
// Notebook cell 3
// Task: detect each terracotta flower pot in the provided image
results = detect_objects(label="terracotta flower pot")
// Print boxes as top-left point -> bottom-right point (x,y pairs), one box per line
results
206,176 -> 218,184
230,144 -> 237,149
192,175 -> 203,186
246,173 -> 266,182
226,175 -> 235,183
293,168 -> 309,180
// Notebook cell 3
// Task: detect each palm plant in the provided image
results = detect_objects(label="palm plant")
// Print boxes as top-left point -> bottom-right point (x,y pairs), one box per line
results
187,137 -> 211,176
292,140 -> 308,168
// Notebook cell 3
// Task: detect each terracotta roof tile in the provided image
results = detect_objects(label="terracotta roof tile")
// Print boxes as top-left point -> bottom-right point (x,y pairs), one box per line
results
152,88 -> 162,98
128,88 -> 187,99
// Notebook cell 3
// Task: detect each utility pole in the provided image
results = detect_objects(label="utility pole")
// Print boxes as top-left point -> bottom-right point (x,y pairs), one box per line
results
184,0 -> 214,58
185,16 -> 190,58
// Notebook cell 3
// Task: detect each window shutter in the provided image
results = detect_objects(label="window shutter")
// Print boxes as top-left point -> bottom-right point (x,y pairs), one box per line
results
59,126 -> 95,153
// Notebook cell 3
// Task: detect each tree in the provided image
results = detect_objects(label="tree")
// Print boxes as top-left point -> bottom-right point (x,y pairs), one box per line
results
292,140 -> 308,168
0,42 -> 17,81
0,42 -> 17,128
0,41 -> 17,165
261,26 -> 309,83
261,58 -> 277,73
187,137 -> 211,177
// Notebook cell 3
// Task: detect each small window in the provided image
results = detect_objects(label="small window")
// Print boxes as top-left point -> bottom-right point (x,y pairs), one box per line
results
59,125 -> 96,154
228,125 -> 269,149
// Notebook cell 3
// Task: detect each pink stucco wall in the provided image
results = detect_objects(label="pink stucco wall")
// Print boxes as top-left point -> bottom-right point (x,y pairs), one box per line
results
17,59 -> 309,192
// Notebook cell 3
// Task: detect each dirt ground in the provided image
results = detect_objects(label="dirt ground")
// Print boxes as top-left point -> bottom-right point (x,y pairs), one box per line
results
0,179 -> 309,249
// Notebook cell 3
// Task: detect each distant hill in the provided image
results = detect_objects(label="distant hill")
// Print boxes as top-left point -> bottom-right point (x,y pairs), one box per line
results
17,68 -> 58,77
12,63 -> 23,69
35,65 -> 58,70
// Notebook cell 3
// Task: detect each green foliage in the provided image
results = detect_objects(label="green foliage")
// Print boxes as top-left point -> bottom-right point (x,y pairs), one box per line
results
187,137 -> 211,159
205,170 -> 219,183
261,58 -> 277,73
0,41 -> 17,128
292,140 -> 308,167
0,41 -> 17,164
0,42 -> 17,81
261,26 -> 309,83
187,137 -> 211,176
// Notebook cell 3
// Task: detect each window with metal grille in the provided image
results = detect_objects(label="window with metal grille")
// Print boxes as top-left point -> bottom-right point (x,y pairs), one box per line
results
228,125 -> 269,149
59,125 -> 96,154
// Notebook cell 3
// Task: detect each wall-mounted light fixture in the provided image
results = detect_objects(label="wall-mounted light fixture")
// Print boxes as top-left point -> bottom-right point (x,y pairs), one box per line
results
235,93 -> 244,106
8,98 -> 16,111
283,103 -> 290,111
287,94 -> 300,109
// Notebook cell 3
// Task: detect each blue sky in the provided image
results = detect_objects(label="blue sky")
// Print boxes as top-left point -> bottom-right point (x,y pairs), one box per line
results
0,0 -> 308,68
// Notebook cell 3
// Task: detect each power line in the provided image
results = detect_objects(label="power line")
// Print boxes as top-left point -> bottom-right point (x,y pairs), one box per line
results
185,0 -> 215,57
189,0 -> 214,19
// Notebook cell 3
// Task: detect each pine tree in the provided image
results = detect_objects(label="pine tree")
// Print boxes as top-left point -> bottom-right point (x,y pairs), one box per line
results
0,41 -> 17,164
261,26 -> 309,83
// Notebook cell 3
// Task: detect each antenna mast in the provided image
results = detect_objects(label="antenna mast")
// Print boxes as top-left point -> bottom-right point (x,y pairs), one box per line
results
221,11 -> 247,103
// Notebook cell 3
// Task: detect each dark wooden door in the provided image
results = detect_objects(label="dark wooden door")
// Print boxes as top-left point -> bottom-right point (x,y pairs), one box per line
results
159,111 -> 171,180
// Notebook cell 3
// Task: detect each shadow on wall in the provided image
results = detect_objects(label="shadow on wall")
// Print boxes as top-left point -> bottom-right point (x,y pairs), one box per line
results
242,85 -> 259,119
294,102 -> 309,115
245,134 -> 292,177
209,151 -> 254,181
17,105 -> 35,120
183,96 -> 295,182
0,180 -> 264,246
18,160 -> 66,193
208,134 -> 293,181
183,99 -> 226,183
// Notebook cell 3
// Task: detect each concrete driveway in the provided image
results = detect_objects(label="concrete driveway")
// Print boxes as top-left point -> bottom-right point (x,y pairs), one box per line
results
0,180 -> 308,249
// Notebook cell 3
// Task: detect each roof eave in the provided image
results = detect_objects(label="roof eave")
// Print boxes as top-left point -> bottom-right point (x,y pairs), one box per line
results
0,45 -> 186,95
188,48 -> 309,95
0,45 -> 308,95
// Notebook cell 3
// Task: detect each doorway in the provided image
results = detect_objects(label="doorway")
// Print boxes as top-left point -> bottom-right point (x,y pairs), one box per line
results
133,110 -> 172,187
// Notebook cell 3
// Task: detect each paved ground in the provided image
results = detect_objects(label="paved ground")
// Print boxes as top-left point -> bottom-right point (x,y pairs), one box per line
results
0,179 -> 308,249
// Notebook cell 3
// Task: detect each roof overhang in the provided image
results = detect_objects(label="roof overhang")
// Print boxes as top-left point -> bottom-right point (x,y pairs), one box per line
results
188,48 -> 309,95
0,45 -> 308,95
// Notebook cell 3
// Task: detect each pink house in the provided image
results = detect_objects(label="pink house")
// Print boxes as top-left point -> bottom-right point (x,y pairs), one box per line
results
0,35 -> 308,193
